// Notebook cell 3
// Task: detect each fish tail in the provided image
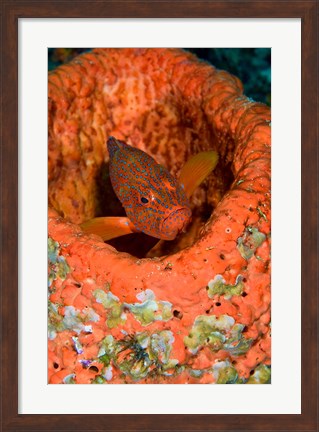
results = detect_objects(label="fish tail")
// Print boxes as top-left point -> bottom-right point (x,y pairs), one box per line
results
179,151 -> 219,198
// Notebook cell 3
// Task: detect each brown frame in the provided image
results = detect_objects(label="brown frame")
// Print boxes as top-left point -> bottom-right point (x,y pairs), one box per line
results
1,1 -> 318,431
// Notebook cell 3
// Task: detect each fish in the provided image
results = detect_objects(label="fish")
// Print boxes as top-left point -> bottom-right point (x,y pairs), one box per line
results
81,137 -> 218,241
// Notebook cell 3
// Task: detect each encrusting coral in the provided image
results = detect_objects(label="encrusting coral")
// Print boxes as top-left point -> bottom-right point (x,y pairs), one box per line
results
48,48 -> 271,384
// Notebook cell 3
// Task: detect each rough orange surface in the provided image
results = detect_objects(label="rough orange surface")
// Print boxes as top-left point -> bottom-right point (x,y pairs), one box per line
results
48,49 -> 271,384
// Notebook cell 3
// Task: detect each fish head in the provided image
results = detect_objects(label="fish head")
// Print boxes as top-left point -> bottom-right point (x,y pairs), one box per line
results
107,137 -> 192,240
159,205 -> 192,240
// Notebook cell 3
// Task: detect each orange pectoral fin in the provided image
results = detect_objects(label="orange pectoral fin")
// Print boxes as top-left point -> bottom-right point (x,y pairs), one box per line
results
179,151 -> 219,198
80,217 -> 138,241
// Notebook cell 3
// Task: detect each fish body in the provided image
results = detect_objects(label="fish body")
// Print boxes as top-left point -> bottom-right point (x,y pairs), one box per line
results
107,137 -> 192,240
81,137 -> 218,242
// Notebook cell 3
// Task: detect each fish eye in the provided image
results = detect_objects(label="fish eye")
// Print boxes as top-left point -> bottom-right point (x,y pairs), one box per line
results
140,197 -> 149,204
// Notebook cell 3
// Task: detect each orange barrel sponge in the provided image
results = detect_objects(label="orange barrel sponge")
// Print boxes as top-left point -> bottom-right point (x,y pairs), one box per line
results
48,48 -> 271,384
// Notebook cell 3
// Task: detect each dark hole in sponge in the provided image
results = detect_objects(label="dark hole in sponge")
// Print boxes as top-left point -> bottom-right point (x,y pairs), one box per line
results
173,309 -> 183,319
95,161 -> 126,218
107,232 -> 159,258
89,366 -> 99,373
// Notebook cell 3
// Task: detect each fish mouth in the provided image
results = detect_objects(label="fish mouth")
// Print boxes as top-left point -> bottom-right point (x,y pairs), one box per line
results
160,207 -> 192,241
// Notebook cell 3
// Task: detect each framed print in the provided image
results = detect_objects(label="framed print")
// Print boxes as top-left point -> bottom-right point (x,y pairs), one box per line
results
1,1 -> 318,431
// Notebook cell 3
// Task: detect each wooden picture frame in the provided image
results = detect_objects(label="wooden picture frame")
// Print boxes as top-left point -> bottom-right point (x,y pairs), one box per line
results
1,1 -> 317,431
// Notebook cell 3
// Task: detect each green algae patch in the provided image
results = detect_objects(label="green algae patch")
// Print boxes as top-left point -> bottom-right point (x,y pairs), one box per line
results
63,374 -> 76,384
184,314 -> 252,356
149,330 -> 177,366
48,301 -> 65,339
212,360 -> 238,384
96,330 -> 178,381
48,237 -> 70,286
97,353 -> 110,367
247,364 -> 271,384
48,303 -> 100,340
207,274 -> 244,300
125,289 -> 173,326
92,375 -> 106,384
92,362 -> 113,383
116,331 -> 178,380
126,300 -> 158,325
98,335 -> 117,359
237,226 -> 266,260
93,289 -> 126,328
223,323 -> 253,356
93,288 -> 173,329
189,369 -> 204,378
184,315 -> 234,353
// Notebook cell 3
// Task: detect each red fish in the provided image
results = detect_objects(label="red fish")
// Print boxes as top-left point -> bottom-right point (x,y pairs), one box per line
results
81,137 -> 218,241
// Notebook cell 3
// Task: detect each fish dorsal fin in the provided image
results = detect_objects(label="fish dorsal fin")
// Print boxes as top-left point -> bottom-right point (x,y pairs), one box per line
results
179,151 -> 219,198
80,217 -> 138,241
